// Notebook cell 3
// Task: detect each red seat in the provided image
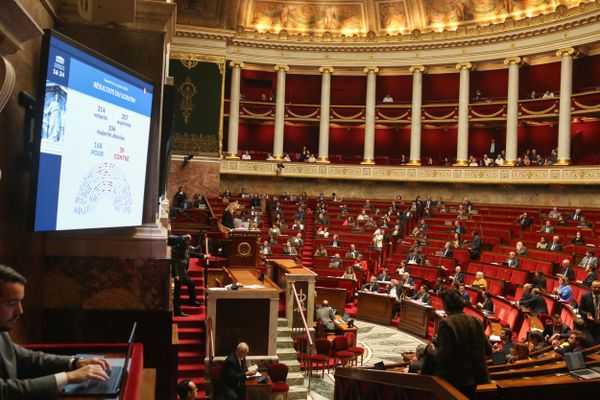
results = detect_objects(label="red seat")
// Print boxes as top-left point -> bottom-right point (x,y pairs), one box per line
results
331,335 -> 355,367
344,332 -> 364,366
268,362 -> 289,398
310,338 -> 331,377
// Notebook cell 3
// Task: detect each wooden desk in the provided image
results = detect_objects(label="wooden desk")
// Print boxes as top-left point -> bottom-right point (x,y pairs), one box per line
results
398,300 -> 434,337
316,287 -> 347,315
245,372 -> 272,400
356,291 -> 396,325
333,315 -> 358,345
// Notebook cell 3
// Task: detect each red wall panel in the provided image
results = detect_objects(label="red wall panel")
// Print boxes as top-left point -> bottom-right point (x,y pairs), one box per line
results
241,70 -> 276,101
422,128 -> 457,162
468,127 -> 505,158
423,73 -> 460,102
374,127 -> 411,160
573,54 -> 600,92
520,63 -> 561,98
282,124 -> 319,154
517,125 -> 558,158
286,74 -> 321,104
471,69 -> 508,100
330,126 -> 365,160
237,122 -> 275,153
376,75 -> 413,103
331,76 -> 366,105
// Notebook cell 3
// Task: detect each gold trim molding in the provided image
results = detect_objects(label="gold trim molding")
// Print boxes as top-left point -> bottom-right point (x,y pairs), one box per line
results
409,65 -> 426,73
456,62 -> 473,71
221,161 -> 600,185
319,66 -> 334,74
170,52 -> 226,74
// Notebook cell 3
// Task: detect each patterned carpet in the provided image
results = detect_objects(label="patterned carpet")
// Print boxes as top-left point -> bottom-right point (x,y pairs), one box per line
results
307,319 -> 426,400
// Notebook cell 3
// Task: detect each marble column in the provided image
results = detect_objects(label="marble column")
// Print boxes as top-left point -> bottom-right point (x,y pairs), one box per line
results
362,66 -> 378,164
273,64 -> 289,160
556,47 -> 577,165
226,61 -> 244,159
318,66 -> 334,163
409,65 -> 426,165
455,62 -> 472,165
503,57 -> 522,166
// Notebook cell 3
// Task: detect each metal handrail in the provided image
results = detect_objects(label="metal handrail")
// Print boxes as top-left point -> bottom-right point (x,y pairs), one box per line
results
207,317 -> 215,361
290,282 -> 314,392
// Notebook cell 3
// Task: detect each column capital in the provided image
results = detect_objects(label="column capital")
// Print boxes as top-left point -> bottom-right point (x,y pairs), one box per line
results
409,65 -> 426,73
503,57 -> 523,66
455,62 -> 473,71
319,66 -> 334,74
556,47 -> 580,58
274,64 -> 289,72
363,66 -> 379,74
229,61 -> 245,68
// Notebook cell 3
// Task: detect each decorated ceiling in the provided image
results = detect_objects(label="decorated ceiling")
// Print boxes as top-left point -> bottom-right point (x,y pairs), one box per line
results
175,0 -> 586,34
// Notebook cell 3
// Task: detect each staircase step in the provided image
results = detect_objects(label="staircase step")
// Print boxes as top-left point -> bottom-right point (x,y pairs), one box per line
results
279,359 -> 302,373
178,351 -> 205,364
278,318 -> 288,328
288,386 -> 309,400
276,348 -> 297,361
276,336 -> 295,349
286,371 -> 305,386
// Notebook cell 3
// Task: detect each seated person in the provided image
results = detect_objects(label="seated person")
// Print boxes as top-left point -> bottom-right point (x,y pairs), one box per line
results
406,250 -> 423,265
553,333 -> 584,355
536,237 -> 549,249
387,279 -> 401,299
554,276 -> 573,303
362,276 -> 380,292
505,251 -> 519,268
450,266 -> 465,284
346,244 -> 360,259
570,231 -> 586,246
538,220 -> 555,233
260,240 -> 272,255
290,232 -> 304,247
497,327 -> 513,358
477,291 -> 494,313
268,223 -> 281,237
353,255 -> 368,275
515,241 -> 528,256
548,207 -> 561,219
579,248 -> 598,269
543,314 -> 572,344
441,241 -> 454,258
315,300 -> 336,332
432,277 -> 447,295
532,271 -> 547,291
400,272 -> 414,288
283,241 -> 298,256
329,253 -> 343,269
329,234 -> 342,248
458,284 -> 470,303
291,219 -> 304,232
222,342 -> 255,400
549,235 -> 563,251
377,268 -> 392,282
395,261 -> 408,276
508,342 -> 529,363
516,212 -> 533,230
412,285 -> 431,305
573,318 -> 596,348
529,331 -> 546,352
519,288 -> 548,316
582,265 -> 597,287
314,245 -> 328,257
471,271 -> 488,290
558,259 -> 575,281
177,379 -> 199,400
341,266 -> 356,280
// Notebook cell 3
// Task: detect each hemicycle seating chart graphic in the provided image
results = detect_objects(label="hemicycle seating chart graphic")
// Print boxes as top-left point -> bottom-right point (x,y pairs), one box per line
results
74,163 -> 133,216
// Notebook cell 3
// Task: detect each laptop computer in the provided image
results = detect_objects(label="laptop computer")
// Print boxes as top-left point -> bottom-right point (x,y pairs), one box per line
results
564,351 -> 600,380
491,351 -> 507,365
60,322 -> 137,398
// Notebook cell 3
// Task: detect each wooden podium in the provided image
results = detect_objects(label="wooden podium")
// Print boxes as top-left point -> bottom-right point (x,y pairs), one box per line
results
227,230 -> 260,267
398,300 -> 434,337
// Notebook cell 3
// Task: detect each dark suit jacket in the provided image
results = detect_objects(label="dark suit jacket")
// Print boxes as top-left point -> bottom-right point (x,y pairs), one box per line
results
442,248 -> 454,258
583,271 -> 597,287
316,306 -> 336,331
559,267 -> 575,282
452,273 -> 465,284
221,210 -> 234,229
0,332 -> 72,398
221,352 -> 247,397
550,243 -> 563,252
519,294 -> 548,316
361,282 -> 380,292
579,291 -> 599,322
482,298 -> 494,312
435,312 -> 492,387
542,323 -> 571,340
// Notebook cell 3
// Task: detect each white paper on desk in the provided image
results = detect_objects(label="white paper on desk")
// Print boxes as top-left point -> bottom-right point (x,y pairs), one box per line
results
244,284 -> 265,289
248,364 -> 259,372
246,371 -> 262,379
489,335 -> 501,342
209,287 -> 228,291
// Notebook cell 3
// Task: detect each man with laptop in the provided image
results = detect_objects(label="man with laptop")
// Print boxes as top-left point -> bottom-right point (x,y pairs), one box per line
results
0,264 -> 111,397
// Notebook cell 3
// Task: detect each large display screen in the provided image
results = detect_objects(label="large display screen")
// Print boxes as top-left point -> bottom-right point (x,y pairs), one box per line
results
33,31 -> 154,231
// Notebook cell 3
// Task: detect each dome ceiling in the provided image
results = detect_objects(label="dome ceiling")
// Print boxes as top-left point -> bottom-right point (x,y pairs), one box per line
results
175,0 -> 586,34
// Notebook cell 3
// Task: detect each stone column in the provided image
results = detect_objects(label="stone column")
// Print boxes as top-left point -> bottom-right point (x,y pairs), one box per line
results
226,61 -> 244,159
318,66 -> 334,163
455,62 -> 472,165
503,57 -> 522,166
556,47 -> 578,165
362,66 -> 379,164
409,65 -> 426,165
273,64 -> 289,160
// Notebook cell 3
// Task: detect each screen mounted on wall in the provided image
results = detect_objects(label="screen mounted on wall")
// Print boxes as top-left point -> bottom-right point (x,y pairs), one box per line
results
33,30 -> 154,232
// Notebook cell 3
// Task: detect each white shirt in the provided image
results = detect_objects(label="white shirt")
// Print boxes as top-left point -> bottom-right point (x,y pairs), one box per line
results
241,153 -> 251,160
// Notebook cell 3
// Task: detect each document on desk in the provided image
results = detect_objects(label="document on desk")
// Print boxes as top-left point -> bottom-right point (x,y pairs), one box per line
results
244,284 -> 265,289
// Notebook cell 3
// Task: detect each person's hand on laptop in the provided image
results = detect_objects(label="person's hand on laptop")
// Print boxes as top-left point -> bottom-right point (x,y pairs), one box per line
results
76,357 -> 112,372
67,364 -> 110,383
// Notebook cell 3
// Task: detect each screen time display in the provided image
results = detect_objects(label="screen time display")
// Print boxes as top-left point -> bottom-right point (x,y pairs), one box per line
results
34,32 -> 153,231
